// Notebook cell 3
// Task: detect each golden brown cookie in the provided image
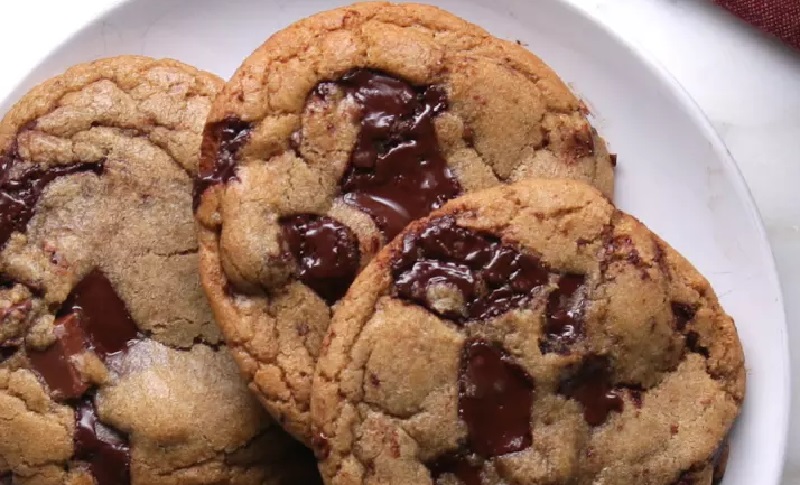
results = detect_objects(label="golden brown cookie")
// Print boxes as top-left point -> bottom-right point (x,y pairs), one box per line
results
311,178 -> 745,485
0,57 -> 320,485
194,1 -> 615,444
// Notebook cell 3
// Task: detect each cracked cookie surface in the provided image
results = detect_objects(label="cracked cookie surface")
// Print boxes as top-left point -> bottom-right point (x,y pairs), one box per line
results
0,56 -> 321,485
311,178 -> 745,485
194,1 -> 615,444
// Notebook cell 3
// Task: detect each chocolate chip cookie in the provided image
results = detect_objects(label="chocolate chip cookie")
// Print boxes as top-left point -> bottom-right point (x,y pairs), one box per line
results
0,57 -> 320,485
311,178 -> 745,485
195,1 -> 615,443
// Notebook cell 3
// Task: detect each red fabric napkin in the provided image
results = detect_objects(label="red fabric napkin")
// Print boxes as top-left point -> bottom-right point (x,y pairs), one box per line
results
714,0 -> 800,49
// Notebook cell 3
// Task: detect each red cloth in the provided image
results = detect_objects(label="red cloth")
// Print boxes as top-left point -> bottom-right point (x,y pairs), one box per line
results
714,0 -> 800,49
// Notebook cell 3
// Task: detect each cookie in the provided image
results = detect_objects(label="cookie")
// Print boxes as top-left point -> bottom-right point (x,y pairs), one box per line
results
311,178 -> 745,485
0,57 -> 320,485
194,1 -> 615,443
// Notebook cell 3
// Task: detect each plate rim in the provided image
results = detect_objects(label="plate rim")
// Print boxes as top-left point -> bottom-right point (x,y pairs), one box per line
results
0,0 -> 790,482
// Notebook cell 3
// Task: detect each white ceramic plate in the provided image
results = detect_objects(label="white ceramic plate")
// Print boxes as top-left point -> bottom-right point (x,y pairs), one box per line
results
0,1 -> 789,483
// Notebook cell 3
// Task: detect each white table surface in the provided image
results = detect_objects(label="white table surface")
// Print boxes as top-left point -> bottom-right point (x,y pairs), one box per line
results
0,0 -> 797,482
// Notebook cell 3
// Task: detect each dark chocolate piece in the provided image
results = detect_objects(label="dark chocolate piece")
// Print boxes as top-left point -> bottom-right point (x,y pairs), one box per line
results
325,69 -> 461,239
27,314 -> 89,400
541,273 -> 587,354
558,355 -> 623,426
29,270 -> 139,400
393,261 -> 477,319
74,398 -> 131,485
280,215 -> 360,304
391,217 -> 549,322
58,269 -> 139,358
193,117 -> 252,209
459,339 -> 534,457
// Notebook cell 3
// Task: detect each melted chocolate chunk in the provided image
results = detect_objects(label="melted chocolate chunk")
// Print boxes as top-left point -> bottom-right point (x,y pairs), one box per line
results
74,398 -> 131,485
193,117 -> 253,210
671,301 -> 696,331
558,355 -> 623,426
28,270 -> 139,400
459,339 -> 534,457
58,269 -> 139,358
324,69 -> 461,239
541,273 -> 587,354
27,314 -> 89,399
394,261 -> 477,319
0,144 -> 104,248
392,217 -> 549,322
427,452 -> 483,485
280,215 -> 360,304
